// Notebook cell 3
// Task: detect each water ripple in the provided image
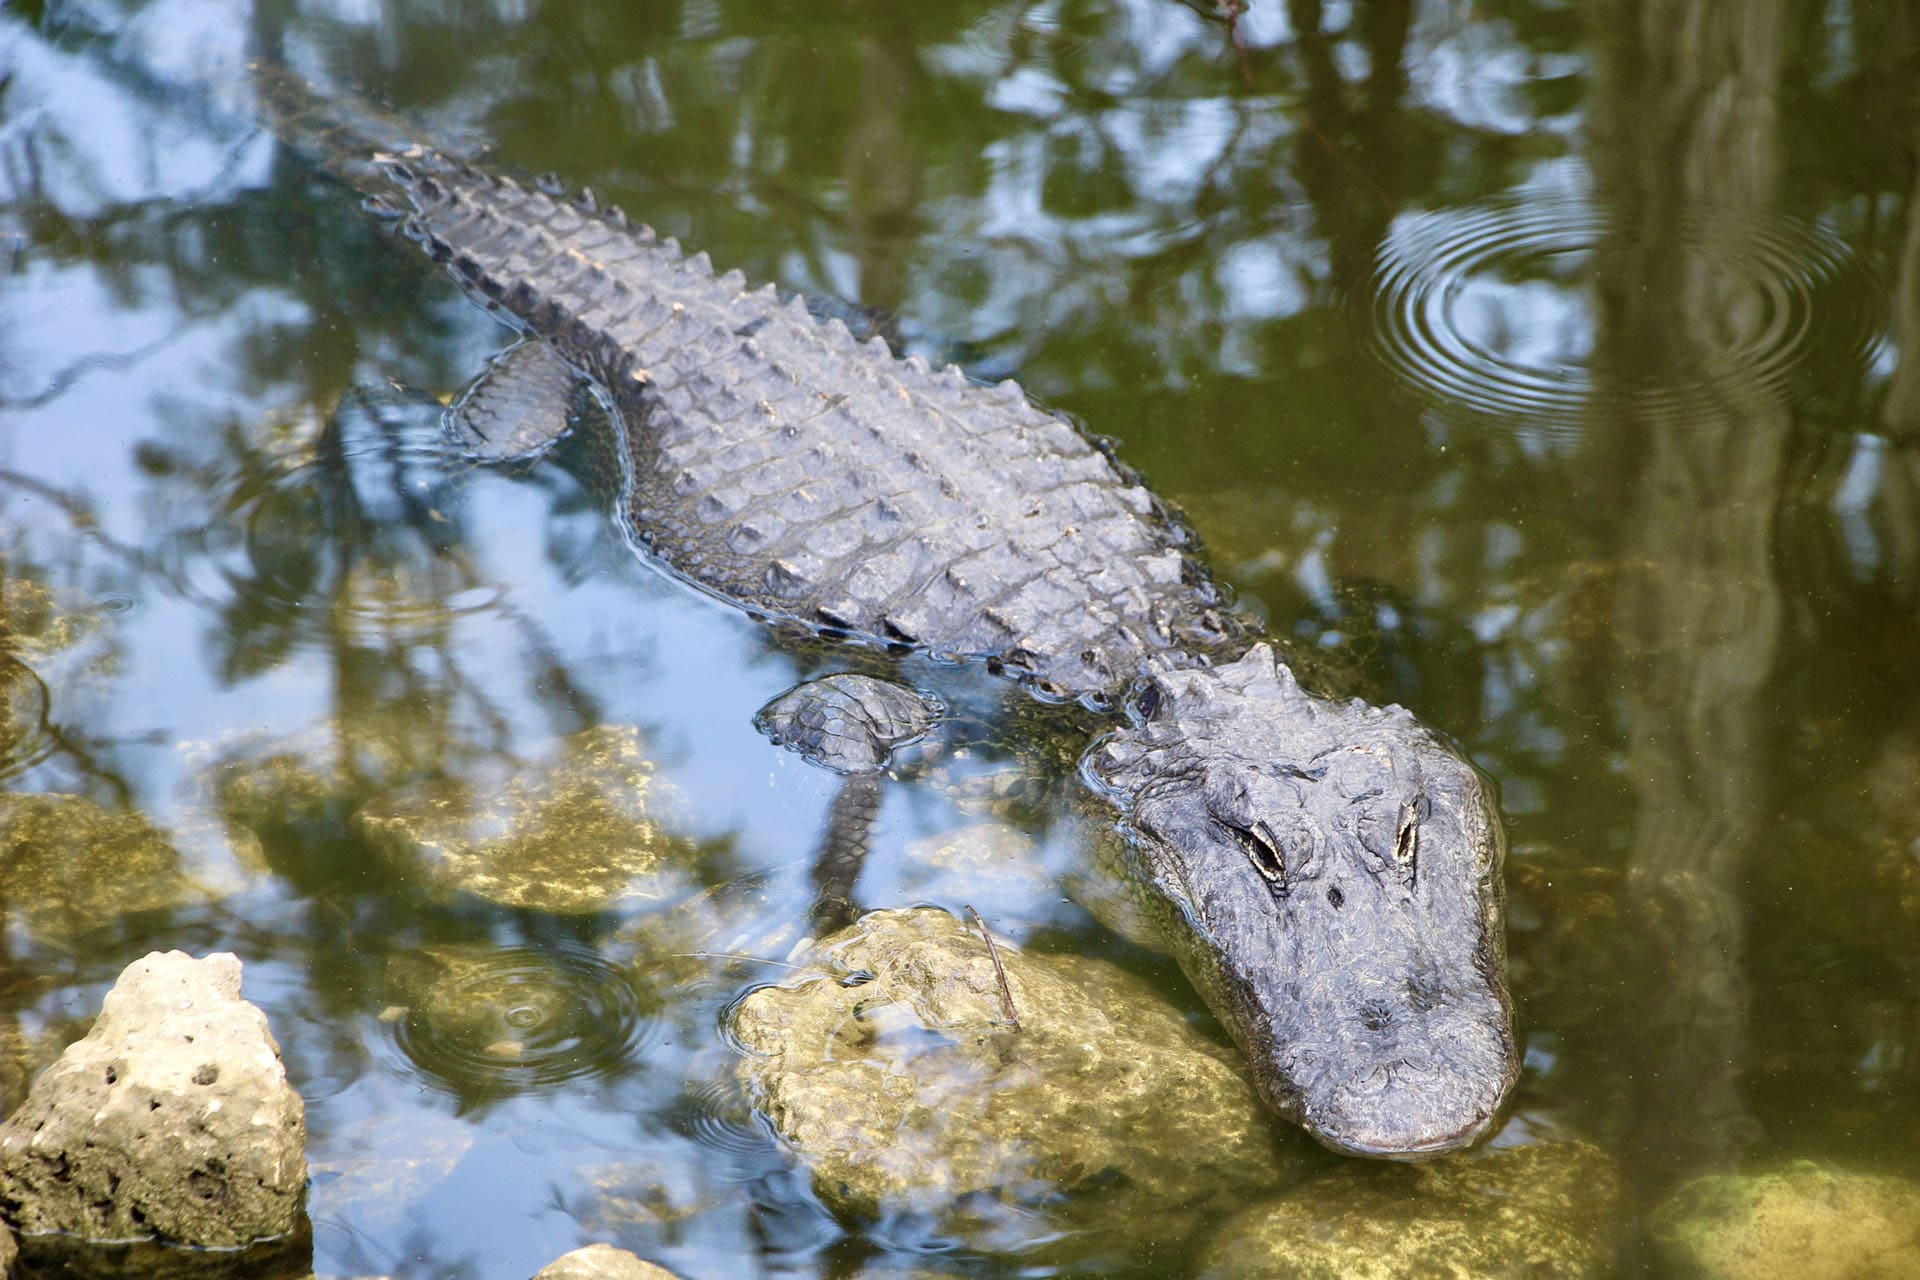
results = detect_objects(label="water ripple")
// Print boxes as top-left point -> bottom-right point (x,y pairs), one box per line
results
676,1075 -> 778,1165
1361,193 -> 1881,440
170,386 -> 502,643
386,943 -> 656,1097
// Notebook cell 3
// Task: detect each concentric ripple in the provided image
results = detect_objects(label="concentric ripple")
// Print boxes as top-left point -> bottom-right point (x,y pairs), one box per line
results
386,943 -> 656,1097
676,1076 -> 778,1166
164,385 -> 501,644
1361,193 -> 1882,439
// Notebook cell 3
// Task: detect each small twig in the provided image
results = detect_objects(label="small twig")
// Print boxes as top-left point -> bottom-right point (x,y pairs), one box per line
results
1222,0 -> 1254,89
965,905 -> 1021,1032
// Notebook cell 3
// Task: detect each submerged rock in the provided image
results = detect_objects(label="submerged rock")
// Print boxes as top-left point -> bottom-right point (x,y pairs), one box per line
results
1197,1140 -> 1622,1279
0,579 -> 117,784
306,1110 -> 472,1232
1649,1161 -> 1920,1279
0,951 -> 307,1247
0,578 -> 101,660
0,793 -> 202,940
202,726 -> 358,858
531,1244 -> 682,1280
897,821 -> 1056,913
196,715 -> 446,881
0,1006 -> 69,1122
730,907 -> 1284,1253
0,656 -> 50,778
356,724 -> 703,912
578,1136 -> 765,1238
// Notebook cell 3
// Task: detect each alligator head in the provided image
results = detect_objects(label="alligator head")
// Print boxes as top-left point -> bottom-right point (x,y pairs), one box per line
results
1083,643 -> 1518,1159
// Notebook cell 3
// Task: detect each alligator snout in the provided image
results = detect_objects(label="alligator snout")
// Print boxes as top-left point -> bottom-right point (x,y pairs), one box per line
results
1086,646 -> 1521,1159
1300,958 -> 1518,1158
1308,1015 -> 1516,1158
1315,1063 -> 1504,1158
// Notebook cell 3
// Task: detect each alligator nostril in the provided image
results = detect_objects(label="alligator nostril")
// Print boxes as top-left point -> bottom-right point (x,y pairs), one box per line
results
1358,999 -> 1392,1032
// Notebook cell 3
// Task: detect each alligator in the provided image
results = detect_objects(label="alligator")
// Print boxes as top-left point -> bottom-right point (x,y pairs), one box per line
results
257,67 -> 1520,1160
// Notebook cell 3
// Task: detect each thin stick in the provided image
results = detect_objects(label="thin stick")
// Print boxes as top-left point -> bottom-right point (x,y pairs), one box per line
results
1222,0 -> 1254,89
965,905 -> 1021,1031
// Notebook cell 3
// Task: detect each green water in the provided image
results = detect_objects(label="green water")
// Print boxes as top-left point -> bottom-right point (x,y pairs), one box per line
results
2,0 -> 1918,1275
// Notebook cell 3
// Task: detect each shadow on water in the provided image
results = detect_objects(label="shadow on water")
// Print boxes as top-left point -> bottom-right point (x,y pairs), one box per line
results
3,0 -> 1920,1276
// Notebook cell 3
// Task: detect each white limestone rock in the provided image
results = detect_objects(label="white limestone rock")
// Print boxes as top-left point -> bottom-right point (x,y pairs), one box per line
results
0,951 -> 307,1246
531,1243 -> 683,1280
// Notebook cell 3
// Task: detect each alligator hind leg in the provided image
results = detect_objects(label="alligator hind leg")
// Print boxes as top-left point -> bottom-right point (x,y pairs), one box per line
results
445,337 -> 585,461
808,772 -> 882,932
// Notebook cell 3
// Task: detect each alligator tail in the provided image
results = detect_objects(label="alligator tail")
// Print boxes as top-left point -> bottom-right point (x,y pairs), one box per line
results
249,62 -> 475,210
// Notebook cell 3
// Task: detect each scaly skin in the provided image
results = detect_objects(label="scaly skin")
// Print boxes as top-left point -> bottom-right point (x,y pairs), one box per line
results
755,673 -> 945,776
258,68 -> 1519,1158
1085,646 -> 1517,1156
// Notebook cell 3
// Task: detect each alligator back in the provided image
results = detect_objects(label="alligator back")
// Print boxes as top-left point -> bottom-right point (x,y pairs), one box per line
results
257,69 -> 1240,704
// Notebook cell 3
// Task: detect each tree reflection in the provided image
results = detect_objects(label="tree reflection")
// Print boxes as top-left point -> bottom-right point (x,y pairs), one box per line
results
1585,0 -> 1791,1179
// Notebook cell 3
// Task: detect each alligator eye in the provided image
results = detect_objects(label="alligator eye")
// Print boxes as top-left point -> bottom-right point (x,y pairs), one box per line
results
1216,818 -> 1289,895
1133,682 -> 1163,721
1392,801 -> 1419,887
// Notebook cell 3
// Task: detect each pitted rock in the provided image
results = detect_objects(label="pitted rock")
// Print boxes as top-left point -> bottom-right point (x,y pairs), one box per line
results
730,907 -> 1286,1257
0,951 -> 307,1246
531,1243 -> 683,1280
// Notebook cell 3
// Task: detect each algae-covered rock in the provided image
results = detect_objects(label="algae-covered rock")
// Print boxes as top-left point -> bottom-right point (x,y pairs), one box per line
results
0,951 -> 307,1247
1198,1140 -> 1622,1279
898,822 -> 1054,904
356,724 -> 702,912
1648,1161 -> 1920,1279
0,792 -> 202,939
0,656 -> 51,779
0,578 -> 101,659
531,1244 -> 682,1280
731,907 -> 1285,1252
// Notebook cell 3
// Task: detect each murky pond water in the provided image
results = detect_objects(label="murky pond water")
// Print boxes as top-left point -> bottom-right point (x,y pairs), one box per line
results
3,1 -> 1919,1276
